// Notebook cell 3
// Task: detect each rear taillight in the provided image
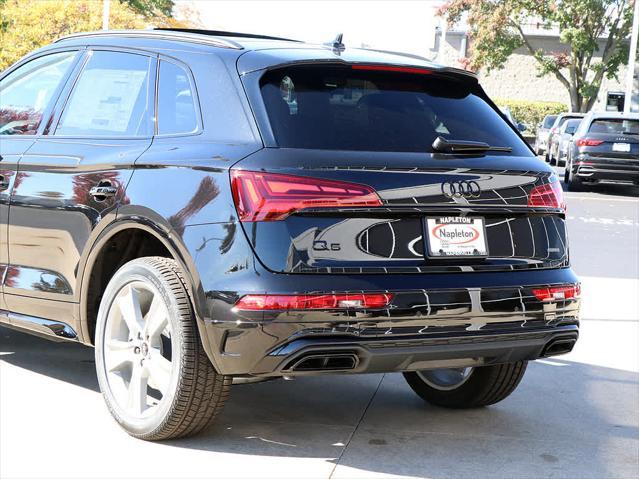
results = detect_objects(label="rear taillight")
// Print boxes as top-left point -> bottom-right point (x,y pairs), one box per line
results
575,138 -> 604,147
230,170 -> 382,222
528,179 -> 565,210
233,293 -> 394,311
532,284 -> 580,302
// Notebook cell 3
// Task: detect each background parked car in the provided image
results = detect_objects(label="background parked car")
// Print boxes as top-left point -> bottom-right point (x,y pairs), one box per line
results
556,118 -> 582,166
565,111 -> 639,191
499,106 -> 527,133
534,114 -> 558,156
547,112 -> 585,165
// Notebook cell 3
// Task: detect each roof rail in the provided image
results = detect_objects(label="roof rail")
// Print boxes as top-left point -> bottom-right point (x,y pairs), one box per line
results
54,29 -> 243,49
154,27 -> 301,43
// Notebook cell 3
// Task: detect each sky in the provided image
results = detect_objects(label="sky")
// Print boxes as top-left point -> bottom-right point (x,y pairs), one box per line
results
175,0 -> 445,59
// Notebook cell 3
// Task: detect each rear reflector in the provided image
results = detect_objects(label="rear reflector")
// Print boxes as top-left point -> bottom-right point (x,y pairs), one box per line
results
231,170 -> 381,222
234,293 -> 394,311
532,284 -> 580,302
575,138 -> 604,147
351,65 -> 433,75
528,179 -> 565,210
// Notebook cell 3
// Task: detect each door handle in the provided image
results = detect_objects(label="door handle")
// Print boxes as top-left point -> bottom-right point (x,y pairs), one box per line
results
89,185 -> 117,199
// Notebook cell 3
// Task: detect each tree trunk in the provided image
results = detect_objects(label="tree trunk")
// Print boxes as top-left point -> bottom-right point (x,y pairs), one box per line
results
569,86 -> 583,112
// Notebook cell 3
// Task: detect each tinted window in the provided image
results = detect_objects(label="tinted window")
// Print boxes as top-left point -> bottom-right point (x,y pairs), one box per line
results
158,61 -> 198,135
260,66 -> 530,155
555,115 -> 581,129
589,118 -> 639,135
0,51 -> 76,135
56,51 -> 152,137
543,115 -> 557,128
564,120 -> 581,134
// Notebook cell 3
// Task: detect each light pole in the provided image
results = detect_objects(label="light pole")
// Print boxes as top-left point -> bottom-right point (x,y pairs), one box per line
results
102,0 -> 110,30
624,0 -> 639,113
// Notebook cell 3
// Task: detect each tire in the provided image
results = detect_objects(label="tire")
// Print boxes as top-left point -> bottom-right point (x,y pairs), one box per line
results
95,256 -> 231,441
403,361 -> 527,409
566,164 -> 585,192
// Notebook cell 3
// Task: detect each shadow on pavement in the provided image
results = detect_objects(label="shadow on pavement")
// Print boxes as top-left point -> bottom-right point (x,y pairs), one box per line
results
1,326 -> 637,478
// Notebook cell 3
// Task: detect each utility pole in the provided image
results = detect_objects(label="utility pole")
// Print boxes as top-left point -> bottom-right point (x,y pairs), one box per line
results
102,0 -> 110,30
624,0 -> 639,113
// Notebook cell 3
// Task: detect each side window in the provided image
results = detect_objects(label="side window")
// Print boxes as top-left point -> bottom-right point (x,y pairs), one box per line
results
157,61 -> 198,135
56,51 -> 153,137
0,51 -> 76,136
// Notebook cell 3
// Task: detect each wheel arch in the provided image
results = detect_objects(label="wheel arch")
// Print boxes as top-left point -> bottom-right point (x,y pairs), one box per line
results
77,218 -> 211,354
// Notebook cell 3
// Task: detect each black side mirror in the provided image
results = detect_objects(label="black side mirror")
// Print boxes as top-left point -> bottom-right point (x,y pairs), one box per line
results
518,122 -> 527,132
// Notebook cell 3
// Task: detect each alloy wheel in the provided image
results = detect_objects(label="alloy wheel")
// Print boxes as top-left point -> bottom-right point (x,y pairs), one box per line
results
416,367 -> 474,391
101,281 -> 175,418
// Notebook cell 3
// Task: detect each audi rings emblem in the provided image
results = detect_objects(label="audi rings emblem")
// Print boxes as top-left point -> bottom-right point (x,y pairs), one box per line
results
441,180 -> 481,198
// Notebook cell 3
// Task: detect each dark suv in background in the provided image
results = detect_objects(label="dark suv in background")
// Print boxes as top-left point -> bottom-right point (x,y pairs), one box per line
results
0,29 -> 580,441
565,111 -> 639,190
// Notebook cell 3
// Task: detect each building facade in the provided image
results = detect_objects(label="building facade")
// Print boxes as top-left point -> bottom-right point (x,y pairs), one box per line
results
433,28 -> 629,112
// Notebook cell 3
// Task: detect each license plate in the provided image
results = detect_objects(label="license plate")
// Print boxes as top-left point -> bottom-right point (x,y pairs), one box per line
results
612,143 -> 630,152
426,217 -> 488,257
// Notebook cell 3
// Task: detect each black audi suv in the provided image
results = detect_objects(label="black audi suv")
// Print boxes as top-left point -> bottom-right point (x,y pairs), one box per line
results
0,29 -> 580,441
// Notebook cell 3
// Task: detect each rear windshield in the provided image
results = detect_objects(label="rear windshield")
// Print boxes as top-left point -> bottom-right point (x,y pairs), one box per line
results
259,66 -> 530,155
543,115 -> 557,128
588,118 -> 639,135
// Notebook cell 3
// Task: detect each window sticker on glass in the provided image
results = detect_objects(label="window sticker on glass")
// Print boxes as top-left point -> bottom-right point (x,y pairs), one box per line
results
61,69 -> 147,133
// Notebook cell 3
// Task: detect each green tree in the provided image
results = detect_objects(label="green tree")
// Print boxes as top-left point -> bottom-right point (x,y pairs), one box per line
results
123,0 -> 174,17
0,0 -> 188,71
439,0 -> 636,112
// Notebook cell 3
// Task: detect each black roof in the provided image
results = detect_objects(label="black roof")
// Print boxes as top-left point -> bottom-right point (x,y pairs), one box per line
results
53,28 -> 477,79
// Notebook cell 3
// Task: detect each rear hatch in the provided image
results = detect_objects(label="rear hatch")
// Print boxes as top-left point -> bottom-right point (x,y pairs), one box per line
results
234,63 -> 567,274
578,117 -> 639,161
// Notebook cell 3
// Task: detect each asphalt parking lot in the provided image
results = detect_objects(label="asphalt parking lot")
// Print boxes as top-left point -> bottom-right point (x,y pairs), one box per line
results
1,167 -> 638,479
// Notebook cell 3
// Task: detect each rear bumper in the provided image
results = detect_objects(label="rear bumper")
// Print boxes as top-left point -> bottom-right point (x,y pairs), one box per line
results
572,156 -> 639,183
243,326 -> 578,377
198,267 -> 581,376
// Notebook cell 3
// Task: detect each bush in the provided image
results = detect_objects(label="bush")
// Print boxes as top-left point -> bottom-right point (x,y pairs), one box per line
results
495,99 -> 567,136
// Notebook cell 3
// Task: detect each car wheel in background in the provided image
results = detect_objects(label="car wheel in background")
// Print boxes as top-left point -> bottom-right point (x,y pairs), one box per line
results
403,361 -> 527,408
565,162 -> 585,192
95,256 -> 231,441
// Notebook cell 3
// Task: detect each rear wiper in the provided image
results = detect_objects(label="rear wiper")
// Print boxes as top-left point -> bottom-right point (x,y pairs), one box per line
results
622,131 -> 639,135
432,136 -> 513,153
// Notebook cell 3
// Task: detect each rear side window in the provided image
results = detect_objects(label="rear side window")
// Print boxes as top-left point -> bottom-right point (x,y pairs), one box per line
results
259,65 -> 531,155
56,51 -> 153,137
0,51 -> 76,135
157,60 -> 198,135
588,118 -> 639,135
564,120 -> 581,134
556,115 -> 581,129
543,115 -> 557,128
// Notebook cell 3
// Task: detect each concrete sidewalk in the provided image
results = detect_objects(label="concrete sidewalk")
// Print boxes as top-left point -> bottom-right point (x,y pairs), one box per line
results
1,276 -> 638,479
